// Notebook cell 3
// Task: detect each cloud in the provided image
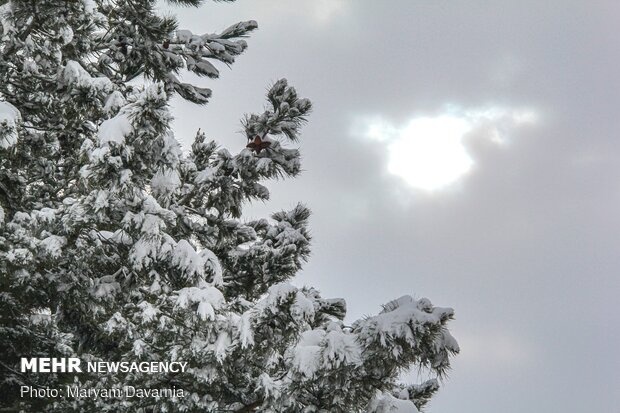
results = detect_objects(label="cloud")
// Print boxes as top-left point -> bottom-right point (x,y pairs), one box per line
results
456,329 -> 535,368
360,106 -> 538,191
305,0 -> 349,25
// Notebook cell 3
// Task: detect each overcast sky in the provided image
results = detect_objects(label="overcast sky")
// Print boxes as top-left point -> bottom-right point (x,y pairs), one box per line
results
161,1 -> 620,411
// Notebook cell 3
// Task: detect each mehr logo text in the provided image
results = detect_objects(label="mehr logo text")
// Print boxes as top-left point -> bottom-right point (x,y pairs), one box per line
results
20,358 -> 188,374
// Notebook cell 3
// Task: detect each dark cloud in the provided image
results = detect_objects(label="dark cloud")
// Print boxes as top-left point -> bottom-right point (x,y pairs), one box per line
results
163,1 -> 620,411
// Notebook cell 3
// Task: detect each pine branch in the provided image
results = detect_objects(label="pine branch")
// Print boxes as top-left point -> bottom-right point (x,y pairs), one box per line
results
234,400 -> 262,413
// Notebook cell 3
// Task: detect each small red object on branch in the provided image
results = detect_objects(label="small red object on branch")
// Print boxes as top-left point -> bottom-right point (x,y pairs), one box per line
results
163,39 -> 170,49
246,135 -> 271,153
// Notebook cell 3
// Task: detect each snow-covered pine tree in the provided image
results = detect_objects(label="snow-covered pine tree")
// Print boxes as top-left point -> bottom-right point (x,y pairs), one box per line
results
0,1 -> 459,412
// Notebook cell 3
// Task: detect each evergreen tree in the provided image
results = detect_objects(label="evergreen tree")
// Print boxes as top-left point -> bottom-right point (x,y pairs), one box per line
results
0,1 -> 459,412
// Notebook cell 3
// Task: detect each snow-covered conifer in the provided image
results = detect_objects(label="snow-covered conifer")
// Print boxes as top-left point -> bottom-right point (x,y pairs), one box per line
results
0,1 -> 458,412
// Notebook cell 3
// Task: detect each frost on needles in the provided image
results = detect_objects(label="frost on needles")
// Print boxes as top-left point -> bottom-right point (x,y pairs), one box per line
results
0,1 -> 458,412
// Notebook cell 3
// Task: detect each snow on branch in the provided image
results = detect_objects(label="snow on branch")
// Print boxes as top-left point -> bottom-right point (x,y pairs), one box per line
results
0,101 -> 20,149
243,79 -> 312,142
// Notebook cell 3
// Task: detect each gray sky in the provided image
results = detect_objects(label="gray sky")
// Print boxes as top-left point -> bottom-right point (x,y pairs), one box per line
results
162,1 -> 620,411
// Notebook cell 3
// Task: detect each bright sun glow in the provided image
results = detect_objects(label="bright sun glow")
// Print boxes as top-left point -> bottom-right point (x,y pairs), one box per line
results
365,107 -> 537,191
387,116 -> 473,191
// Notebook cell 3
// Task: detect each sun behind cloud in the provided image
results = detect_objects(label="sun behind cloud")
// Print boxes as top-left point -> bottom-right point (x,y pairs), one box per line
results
364,106 -> 537,191
388,116 -> 473,190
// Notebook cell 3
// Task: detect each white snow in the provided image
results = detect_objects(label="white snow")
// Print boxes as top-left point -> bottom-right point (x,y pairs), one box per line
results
322,326 -> 362,368
199,248 -> 223,286
140,214 -> 165,236
104,312 -> 128,334
175,284 -> 225,322
275,224 -> 307,245
91,274 -> 121,298
93,189 -> 109,211
221,20 -> 258,36
33,207 -> 56,223
92,229 -> 132,245
258,373 -> 281,399
256,157 -> 272,172
355,295 -> 456,348
61,60 -> 112,92
292,329 -> 325,378
291,290 -> 315,322
260,282 -> 297,311
176,29 -> 193,43
238,311 -> 254,348
82,0 -> 95,14
0,2 -> 14,36
144,82 -> 167,101
6,248 -> 32,264
141,195 -> 175,220
98,111 -> 133,146
162,132 -> 181,164
138,301 -> 160,323
30,311 -> 52,325
60,26 -> 73,45
172,240 -> 204,277
195,167 -> 216,184
291,324 -> 361,377
120,169 -> 133,185
194,61 -> 219,77
208,41 -> 225,53
40,235 -> 66,258
12,211 -> 31,224
130,237 -> 158,270
133,339 -> 147,356
196,300 -> 215,321
0,101 -> 21,149
103,91 -> 126,115
213,331 -> 231,361
368,392 -> 420,413
22,58 -> 38,75
149,277 -> 162,293
151,168 -> 181,197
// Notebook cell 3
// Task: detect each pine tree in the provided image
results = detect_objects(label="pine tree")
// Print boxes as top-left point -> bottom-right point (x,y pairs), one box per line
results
0,1 -> 459,412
